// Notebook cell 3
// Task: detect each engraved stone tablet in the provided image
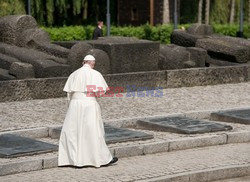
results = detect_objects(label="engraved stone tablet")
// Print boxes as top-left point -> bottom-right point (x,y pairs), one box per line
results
137,116 -> 232,134
210,109 -> 250,125
104,125 -> 153,144
0,134 -> 58,158
51,125 -> 153,143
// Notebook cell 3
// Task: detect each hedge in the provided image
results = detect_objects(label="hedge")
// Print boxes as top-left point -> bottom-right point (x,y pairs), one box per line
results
42,24 -> 250,43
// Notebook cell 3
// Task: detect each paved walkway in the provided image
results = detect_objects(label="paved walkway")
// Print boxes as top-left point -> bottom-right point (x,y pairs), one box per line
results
0,82 -> 250,132
0,143 -> 249,182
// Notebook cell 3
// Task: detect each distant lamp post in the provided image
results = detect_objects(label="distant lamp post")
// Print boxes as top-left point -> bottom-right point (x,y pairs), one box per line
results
27,0 -> 31,15
106,0 -> 111,36
237,0 -> 244,37
173,0 -> 178,29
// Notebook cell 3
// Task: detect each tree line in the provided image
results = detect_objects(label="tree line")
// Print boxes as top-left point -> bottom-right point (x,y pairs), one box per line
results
0,0 -> 249,26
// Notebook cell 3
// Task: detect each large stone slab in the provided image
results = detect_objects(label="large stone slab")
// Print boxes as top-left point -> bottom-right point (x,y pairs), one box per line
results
0,15 -> 38,45
67,42 -> 92,71
0,43 -> 70,78
171,30 -> 203,47
27,41 -> 69,59
159,44 -> 206,70
87,38 -> 160,73
210,109 -> 250,125
196,38 -> 249,63
50,125 -> 153,144
0,68 -> 16,80
0,53 -> 21,70
187,23 -> 213,36
9,62 -> 35,79
136,117 -> 232,134
0,134 -> 58,158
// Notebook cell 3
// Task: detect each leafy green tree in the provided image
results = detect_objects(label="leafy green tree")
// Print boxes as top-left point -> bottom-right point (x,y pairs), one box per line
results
0,0 -> 26,17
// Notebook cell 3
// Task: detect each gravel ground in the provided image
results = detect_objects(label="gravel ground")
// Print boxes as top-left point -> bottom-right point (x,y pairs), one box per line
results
0,82 -> 249,132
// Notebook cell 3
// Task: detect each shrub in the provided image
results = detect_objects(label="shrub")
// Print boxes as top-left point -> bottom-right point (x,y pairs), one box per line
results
42,24 -> 250,42
42,26 -> 86,41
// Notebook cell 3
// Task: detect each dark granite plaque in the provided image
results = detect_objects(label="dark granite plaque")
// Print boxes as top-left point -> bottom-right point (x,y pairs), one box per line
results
210,109 -> 250,125
51,125 -> 153,143
136,117 -> 232,134
0,134 -> 58,158
104,125 -> 153,144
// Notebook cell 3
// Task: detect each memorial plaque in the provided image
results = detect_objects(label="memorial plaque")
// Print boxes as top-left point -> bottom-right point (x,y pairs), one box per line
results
137,117 -> 232,134
0,134 -> 58,158
51,125 -> 153,143
210,109 -> 250,125
104,125 -> 153,144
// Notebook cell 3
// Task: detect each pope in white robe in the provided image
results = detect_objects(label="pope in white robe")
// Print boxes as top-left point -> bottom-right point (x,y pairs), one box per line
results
58,55 -> 117,167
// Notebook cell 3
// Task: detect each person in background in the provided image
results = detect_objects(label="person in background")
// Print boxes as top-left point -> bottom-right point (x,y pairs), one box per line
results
93,21 -> 104,40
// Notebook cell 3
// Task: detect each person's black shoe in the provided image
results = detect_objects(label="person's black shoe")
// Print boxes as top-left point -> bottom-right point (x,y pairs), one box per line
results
109,157 -> 118,164
102,157 -> 118,167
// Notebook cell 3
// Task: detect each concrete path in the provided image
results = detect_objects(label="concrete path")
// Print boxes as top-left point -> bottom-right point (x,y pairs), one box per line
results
0,82 -> 250,181
0,143 -> 249,182
0,82 -> 250,132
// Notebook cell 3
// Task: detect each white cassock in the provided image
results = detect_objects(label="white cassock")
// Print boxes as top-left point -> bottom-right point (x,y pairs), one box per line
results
58,64 -> 112,167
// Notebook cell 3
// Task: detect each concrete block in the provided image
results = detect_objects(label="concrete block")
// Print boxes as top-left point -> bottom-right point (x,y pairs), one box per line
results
143,141 -> 169,154
49,127 -> 62,139
169,135 -> 227,151
0,159 -> 43,176
227,131 -> 250,144
114,145 -> 143,158
43,157 -> 58,169
166,66 -> 247,88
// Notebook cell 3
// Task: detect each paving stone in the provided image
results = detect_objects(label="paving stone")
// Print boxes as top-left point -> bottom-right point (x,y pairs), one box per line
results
227,131 -> 250,143
0,134 -> 58,158
0,159 -> 43,176
210,109 -> 250,125
143,141 -> 169,154
168,135 -> 227,151
114,145 -> 144,158
43,157 -> 58,169
136,116 -> 232,134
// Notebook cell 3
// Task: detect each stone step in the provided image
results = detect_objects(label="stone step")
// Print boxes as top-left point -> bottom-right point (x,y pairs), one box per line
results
0,129 -> 250,176
0,143 -> 249,182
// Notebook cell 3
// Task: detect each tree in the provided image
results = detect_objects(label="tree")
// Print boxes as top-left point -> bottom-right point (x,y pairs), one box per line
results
249,0 -> 250,23
205,0 -> 210,24
163,0 -> 170,24
210,0 -> 231,24
229,0 -> 235,24
198,0 -> 203,23
0,0 -> 26,17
